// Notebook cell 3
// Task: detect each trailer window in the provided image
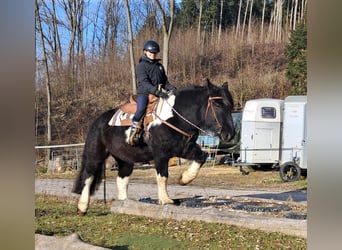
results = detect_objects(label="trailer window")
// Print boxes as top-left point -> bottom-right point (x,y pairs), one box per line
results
261,107 -> 276,118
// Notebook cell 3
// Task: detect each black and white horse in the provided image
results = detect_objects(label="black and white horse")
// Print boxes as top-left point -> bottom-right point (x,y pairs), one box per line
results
73,79 -> 235,214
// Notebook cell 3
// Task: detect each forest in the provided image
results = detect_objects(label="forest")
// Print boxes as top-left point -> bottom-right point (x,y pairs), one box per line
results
35,0 -> 307,146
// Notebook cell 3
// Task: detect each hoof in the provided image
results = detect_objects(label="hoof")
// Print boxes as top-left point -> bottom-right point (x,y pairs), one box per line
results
159,198 -> 174,205
77,208 -> 87,216
178,175 -> 190,186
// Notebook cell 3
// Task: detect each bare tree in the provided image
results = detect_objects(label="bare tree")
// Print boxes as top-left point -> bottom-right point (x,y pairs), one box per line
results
260,0 -> 266,42
36,0 -> 52,162
40,0 -> 63,73
241,0 -> 250,41
90,0 -> 102,62
276,0 -> 283,41
247,0 -> 254,43
293,0 -> 298,30
266,0 -> 283,42
102,0 -> 121,59
218,0 -> 223,44
197,0 -> 203,44
155,0 -> 175,74
58,0 -> 85,81
124,0 -> 136,93
301,0 -> 307,21
235,0 -> 243,38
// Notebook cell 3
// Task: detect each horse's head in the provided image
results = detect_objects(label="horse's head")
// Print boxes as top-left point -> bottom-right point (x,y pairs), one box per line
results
204,79 -> 235,142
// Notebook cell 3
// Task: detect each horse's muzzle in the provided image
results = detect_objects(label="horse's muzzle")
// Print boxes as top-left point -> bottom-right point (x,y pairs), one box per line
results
220,131 -> 234,142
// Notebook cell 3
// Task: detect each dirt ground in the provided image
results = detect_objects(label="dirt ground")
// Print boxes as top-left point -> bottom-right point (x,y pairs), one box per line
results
105,163 -> 307,192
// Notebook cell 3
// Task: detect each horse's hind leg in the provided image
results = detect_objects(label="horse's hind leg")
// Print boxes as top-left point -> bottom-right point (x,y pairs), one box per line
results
77,175 -> 94,215
179,143 -> 208,185
74,143 -> 107,215
115,159 -> 134,200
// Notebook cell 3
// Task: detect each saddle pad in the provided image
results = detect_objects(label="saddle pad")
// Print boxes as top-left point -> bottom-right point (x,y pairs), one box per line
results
108,110 -> 134,126
108,96 -> 174,128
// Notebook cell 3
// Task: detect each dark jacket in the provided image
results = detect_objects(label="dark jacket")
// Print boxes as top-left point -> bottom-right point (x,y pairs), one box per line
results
136,56 -> 176,96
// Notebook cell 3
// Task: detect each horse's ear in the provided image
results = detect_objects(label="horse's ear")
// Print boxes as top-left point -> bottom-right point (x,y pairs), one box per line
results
206,78 -> 214,88
221,81 -> 234,107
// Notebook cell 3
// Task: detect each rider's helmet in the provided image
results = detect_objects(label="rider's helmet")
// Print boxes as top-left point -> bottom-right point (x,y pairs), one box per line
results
143,40 -> 160,53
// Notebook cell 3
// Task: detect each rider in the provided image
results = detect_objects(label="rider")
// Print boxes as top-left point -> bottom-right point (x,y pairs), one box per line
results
128,40 -> 177,145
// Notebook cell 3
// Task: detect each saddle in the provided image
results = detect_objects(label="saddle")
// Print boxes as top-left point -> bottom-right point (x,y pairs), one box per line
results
108,94 -> 160,131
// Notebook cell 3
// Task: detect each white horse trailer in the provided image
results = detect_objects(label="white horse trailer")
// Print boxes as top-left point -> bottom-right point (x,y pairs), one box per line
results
279,96 -> 307,182
235,96 -> 307,182
239,98 -> 284,165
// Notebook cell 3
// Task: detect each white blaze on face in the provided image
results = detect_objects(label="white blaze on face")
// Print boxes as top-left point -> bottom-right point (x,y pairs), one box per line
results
78,176 -> 94,213
116,176 -> 130,200
149,95 -> 176,128
179,161 -> 202,185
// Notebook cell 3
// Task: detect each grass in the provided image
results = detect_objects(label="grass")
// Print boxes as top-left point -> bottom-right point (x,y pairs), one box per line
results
35,195 -> 306,249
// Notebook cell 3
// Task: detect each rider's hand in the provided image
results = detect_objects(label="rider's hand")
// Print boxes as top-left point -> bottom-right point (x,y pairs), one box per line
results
155,90 -> 169,99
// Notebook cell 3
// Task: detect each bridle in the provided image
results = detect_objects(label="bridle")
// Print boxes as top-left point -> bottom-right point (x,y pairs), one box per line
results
205,96 -> 223,130
153,96 -> 223,138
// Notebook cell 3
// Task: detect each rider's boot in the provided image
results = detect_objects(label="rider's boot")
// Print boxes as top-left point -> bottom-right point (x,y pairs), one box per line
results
128,120 -> 141,146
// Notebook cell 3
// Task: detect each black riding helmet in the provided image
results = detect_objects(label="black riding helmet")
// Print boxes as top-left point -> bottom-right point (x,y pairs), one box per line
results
143,40 -> 160,53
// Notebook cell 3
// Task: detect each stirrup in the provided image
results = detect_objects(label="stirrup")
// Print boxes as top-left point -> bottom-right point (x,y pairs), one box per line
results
128,130 -> 140,146
128,126 -> 141,145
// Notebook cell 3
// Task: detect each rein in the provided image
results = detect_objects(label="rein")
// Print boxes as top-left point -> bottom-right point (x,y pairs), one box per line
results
154,96 -> 223,138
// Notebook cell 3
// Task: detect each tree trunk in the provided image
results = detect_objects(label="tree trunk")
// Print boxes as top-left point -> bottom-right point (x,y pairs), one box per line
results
218,0 -> 223,44
91,1 -> 102,62
236,0 -> 242,38
293,0 -> 298,30
124,0 -> 136,94
276,0 -> 283,41
197,0 -> 203,45
247,0 -> 254,43
260,0 -> 266,42
36,0 -> 52,164
241,0 -> 250,41
155,0 -> 175,74
51,0 -> 62,73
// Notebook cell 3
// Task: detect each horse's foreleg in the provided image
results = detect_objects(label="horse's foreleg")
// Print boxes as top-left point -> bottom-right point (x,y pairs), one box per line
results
116,176 -> 129,200
77,175 -> 94,215
178,161 -> 203,185
154,156 -> 173,205
156,173 -> 174,205
178,143 -> 207,185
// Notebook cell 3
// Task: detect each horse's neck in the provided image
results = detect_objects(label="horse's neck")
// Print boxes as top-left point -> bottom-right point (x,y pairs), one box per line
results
174,91 -> 207,129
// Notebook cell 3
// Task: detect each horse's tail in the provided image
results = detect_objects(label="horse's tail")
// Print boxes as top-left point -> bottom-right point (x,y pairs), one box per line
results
72,110 -> 114,195
72,151 -> 105,196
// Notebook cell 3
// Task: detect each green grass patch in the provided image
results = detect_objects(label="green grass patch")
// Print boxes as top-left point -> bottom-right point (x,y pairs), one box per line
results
35,194 -> 306,249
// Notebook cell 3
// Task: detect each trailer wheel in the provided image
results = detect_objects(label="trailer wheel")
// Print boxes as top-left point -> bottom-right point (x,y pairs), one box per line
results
279,162 -> 301,182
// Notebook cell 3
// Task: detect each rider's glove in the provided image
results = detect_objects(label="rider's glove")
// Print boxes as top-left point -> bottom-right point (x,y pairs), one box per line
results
155,90 -> 169,99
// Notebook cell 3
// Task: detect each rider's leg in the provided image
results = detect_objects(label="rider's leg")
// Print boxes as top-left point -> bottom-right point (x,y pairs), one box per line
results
128,95 -> 148,145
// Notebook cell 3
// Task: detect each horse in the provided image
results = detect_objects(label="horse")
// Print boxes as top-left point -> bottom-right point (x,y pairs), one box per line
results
72,79 -> 235,215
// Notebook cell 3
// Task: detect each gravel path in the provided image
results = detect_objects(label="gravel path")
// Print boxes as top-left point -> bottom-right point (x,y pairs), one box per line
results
35,178 -> 307,204
35,178 -> 307,249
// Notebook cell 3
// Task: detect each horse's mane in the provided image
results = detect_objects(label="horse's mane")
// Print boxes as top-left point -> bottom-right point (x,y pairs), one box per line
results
178,84 -> 206,91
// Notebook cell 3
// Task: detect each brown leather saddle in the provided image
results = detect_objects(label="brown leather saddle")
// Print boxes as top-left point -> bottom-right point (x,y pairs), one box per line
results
108,94 -> 159,129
